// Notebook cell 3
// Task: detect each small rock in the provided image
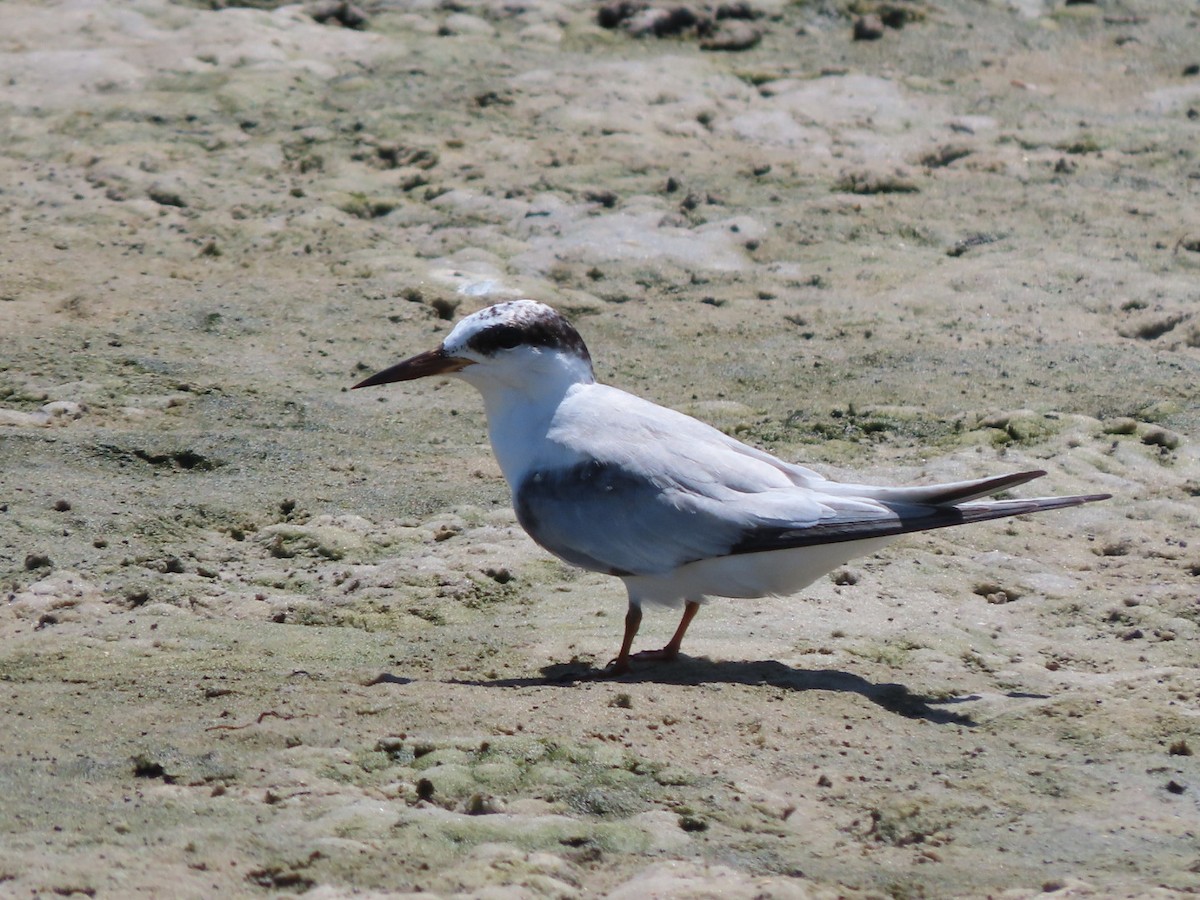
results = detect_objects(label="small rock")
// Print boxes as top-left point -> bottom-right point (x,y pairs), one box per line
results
716,1 -> 759,19
625,5 -> 710,38
948,232 -> 1003,257
853,14 -> 885,40
834,168 -> 919,194
160,556 -> 186,574
700,21 -> 762,51
973,581 -> 1022,602
307,0 -> 369,29
1102,417 -> 1138,435
584,188 -> 618,209
920,144 -> 972,168
485,566 -> 512,584
42,400 -> 86,420
598,0 -> 643,28
433,524 -> 461,542
147,183 -> 187,208
24,553 -> 52,571
1141,425 -> 1182,450
464,793 -> 506,815
976,409 -> 1054,443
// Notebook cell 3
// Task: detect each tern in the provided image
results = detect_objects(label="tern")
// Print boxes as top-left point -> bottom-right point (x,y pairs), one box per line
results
355,300 -> 1109,675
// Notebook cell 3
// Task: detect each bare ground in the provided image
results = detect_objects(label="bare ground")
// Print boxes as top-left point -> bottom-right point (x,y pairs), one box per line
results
1,0 -> 1199,896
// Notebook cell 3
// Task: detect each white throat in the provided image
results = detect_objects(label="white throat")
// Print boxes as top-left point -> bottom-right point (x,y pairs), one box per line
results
457,349 -> 593,486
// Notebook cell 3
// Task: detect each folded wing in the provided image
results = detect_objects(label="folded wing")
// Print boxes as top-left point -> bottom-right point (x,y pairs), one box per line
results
516,384 -> 1110,578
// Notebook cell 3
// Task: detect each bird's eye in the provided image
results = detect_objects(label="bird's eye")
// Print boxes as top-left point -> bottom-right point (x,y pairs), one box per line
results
490,326 -> 522,350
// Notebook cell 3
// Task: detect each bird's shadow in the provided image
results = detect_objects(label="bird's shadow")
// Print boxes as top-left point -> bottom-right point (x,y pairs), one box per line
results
431,657 -> 1002,726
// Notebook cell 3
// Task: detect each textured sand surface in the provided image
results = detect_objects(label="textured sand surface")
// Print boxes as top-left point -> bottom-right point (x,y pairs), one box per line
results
2,0 -> 1198,896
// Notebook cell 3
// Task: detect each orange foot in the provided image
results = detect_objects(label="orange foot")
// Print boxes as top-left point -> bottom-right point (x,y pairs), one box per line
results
629,646 -> 681,663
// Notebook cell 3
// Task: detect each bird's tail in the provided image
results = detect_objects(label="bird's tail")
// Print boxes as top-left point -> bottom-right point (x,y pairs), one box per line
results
951,491 -> 1112,524
742,470 -> 1112,553
841,468 -> 1052,506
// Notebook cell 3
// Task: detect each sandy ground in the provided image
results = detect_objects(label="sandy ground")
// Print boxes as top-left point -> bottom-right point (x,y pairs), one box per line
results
2,0 -> 1199,896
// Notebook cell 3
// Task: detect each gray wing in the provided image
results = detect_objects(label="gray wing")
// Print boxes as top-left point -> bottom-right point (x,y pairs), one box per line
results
513,458 -> 1109,578
513,457 -> 885,577
512,386 -> 1109,577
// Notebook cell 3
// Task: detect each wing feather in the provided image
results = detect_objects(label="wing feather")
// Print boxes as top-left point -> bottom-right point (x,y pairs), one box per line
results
510,383 -> 1109,578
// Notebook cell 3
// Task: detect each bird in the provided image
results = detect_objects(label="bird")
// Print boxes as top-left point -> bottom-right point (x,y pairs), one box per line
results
354,299 -> 1110,675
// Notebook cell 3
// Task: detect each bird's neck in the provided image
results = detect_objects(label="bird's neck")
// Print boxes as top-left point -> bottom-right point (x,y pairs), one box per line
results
471,368 -> 592,487
457,350 -> 595,485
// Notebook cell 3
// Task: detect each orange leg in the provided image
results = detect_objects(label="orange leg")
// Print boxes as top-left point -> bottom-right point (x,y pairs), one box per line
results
606,600 -> 700,675
605,604 -> 643,676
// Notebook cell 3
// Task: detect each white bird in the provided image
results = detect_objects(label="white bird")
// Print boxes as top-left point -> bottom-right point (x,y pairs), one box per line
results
355,300 -> 1109,675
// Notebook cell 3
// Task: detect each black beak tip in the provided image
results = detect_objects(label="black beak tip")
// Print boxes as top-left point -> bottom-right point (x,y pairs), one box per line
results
350,347 -> 466,390
351,372 -> 382,390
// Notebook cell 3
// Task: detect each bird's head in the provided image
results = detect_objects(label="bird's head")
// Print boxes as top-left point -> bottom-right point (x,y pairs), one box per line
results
353,299 -> 595,395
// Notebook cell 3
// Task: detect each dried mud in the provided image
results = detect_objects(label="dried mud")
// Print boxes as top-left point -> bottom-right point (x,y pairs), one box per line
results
2,0 -> 1199,897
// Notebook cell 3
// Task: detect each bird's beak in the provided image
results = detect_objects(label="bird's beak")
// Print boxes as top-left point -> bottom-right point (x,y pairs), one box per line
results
352,347 -> 473,389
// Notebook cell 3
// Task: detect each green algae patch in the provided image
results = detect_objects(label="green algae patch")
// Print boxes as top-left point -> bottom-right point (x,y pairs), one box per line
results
369,735 -> 676,822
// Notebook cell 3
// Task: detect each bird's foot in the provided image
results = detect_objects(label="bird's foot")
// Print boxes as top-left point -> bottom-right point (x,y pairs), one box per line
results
629,646 -> 681,663
588,658 -> 630,679
585,646 -> 682,680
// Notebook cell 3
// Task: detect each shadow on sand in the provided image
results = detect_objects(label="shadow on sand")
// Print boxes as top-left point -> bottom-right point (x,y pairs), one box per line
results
426,657 -> 997,726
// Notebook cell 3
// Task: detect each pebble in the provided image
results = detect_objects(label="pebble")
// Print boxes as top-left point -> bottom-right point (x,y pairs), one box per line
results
598,0 -> 642,28
1141,424 -> 1182,450
833,167 -> 920,194
43,400 -> 85,419
25,553 -> 53,570
463,792 -> 507,815
830,569 -> 859,586
147,182 -> 187,208
853,14 -> 885,40
306,1 -> 369,30
701,21 -> 762,51
1101,417 -> 1138,435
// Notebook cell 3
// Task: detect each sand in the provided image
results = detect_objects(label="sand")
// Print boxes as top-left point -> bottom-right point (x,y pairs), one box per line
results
1,0 -> 1198,896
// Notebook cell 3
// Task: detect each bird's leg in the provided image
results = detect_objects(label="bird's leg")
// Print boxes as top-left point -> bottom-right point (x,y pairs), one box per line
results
603,604 -> 643,676
630,600 -> 700,663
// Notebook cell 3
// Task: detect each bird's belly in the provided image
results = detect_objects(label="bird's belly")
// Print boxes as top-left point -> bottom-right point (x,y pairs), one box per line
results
623,536 -> 896,608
